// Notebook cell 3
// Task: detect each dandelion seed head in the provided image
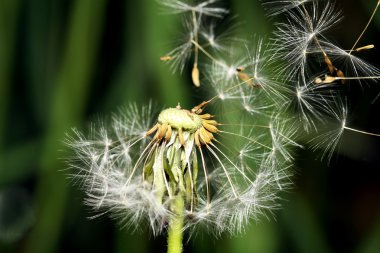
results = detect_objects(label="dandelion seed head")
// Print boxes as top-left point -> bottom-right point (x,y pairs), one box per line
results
158,107 -> 203,131
67,96 -> 296,236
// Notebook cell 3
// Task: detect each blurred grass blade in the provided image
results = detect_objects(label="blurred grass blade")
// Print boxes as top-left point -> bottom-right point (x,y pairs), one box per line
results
0,0 -> 21,148
103,0 -> 146,109
0,139 -> 41,187
111,2 -> 148,252
142,0 -> 190,107
26,1 -> 106,253
25,0 -> 63,125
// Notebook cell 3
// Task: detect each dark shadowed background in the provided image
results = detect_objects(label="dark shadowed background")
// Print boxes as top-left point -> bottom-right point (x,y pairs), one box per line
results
1,0 -> 380,252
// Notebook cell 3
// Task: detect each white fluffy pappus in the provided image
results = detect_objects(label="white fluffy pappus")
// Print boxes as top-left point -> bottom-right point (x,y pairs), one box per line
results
66,94 -> 298,236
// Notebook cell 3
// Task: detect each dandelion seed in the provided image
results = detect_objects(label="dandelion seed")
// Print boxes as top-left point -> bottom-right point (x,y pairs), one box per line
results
309,98 -> 347,162
160,0 -> 229,18
160,0 -> 232,85
206,61 -> 247,101
242,38 -> 291,102
286,78 -> 336,131
162,18 -> 194,74
192,64 -> 201,86
261,0 -> 314,16
271,1 -> 342,80
321,41 -> 380,82
348,0 -> 380,55
199,21 -> 241,53
354,44 -> 374,52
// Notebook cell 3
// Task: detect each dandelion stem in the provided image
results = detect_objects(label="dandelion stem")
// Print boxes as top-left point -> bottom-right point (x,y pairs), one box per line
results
198,147 -> 211,208
211,142 -> 254,183
192,10 -> 199,66
207,145 -> 239,198
207,77 -> 256,104
191,39 -> 227,68
187,160 -> 195,213
300,4 -> 329,58
318,75 -> 380,84
167,195 -> 185,253
305,44 -> 374,54
191,10 -> 202,87
336,76 -> 380,81
349,1 -> 380,55
219,130 -> 273,150
344,126 -> 380,137
220,123 -> 271,129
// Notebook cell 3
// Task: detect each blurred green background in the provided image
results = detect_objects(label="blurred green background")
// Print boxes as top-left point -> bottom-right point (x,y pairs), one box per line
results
1,0 -> 380,252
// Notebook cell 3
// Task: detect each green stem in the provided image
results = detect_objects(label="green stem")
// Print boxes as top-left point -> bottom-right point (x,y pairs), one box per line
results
167,195 -> 185,253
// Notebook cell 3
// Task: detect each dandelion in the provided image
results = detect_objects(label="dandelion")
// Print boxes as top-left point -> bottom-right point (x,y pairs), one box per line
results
66,93 -> 297,252
68,2 -> 300,250
66,0 -> 380,252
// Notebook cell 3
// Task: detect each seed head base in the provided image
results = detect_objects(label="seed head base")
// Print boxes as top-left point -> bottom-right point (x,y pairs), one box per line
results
146,101 -> 219,147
